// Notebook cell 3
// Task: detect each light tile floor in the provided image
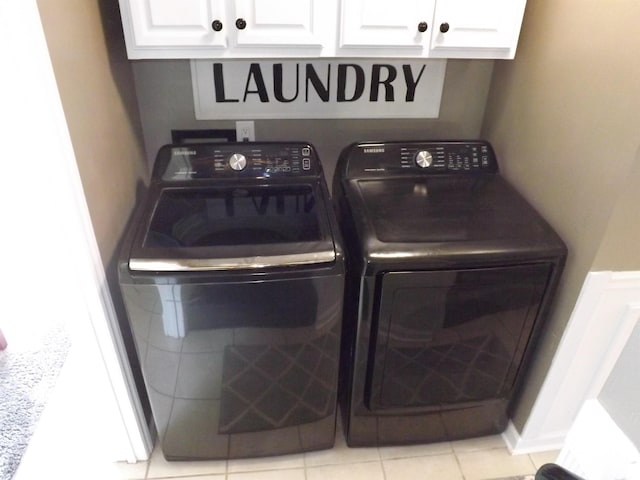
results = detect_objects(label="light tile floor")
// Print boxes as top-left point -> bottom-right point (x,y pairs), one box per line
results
112,425 -> 559,480
14,346 -> 559,480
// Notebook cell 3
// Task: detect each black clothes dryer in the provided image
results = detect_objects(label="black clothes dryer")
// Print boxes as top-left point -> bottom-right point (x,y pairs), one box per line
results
119,142 -> 344,460
332,140 -> 566,447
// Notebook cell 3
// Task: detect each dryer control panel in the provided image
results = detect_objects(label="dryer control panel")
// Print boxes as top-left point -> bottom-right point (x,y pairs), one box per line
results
343,141 -> 498,178
155,142 -> 322,181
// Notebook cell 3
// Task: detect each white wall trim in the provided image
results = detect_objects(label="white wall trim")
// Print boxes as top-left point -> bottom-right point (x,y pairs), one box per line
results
44,20 -> 153,466
74,219 -> 153,462
3,0 -> 152,463
505,271 -> 640,454
502,421 -> 566,454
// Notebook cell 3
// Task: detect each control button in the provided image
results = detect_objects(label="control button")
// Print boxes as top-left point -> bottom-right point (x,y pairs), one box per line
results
229,153 -> 247,171
302,158 -> 311,170
415,150 -> 433,168
302,147 -> 311,156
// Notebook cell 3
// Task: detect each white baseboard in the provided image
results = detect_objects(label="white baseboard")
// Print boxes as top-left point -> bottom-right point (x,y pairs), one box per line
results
502,421 -> 566,455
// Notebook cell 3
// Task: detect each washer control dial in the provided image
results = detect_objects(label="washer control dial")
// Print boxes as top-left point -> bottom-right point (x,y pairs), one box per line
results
415,150 -> 433,168
229,153 -> 247,171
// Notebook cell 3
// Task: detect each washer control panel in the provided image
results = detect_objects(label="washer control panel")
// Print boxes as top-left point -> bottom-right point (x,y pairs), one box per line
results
158,143 -> 321,181
345,141 -> 498,178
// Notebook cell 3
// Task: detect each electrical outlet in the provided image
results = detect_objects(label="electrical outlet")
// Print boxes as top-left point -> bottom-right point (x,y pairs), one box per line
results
235,121 -> 255,142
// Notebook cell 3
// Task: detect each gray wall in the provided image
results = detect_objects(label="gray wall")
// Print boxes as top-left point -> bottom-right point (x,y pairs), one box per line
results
131,59 -> 494,185
599,321 -> 640,448
482,0 -> 640,438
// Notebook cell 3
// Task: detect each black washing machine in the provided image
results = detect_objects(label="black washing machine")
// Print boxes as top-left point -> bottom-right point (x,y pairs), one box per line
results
332,140 -> 566,446
118,142 -> 344,460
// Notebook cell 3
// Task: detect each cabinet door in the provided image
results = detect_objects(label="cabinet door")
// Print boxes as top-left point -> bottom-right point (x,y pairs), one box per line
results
429,0 -> 527,58
123,0 -> 227,50
230,0 -> 335,49
339,0 -> 436,54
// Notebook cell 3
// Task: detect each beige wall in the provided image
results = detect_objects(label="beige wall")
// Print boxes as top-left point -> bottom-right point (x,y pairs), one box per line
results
37,0 -> 147,263
131,59 -> 494,185
593,145 -> 640,271
482,0 -> 640,431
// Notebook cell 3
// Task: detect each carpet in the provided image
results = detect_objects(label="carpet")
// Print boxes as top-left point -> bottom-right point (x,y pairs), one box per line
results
0,322 -> 70,480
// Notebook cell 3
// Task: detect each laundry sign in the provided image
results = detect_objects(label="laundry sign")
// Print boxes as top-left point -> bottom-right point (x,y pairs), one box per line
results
191,59 -> 447,120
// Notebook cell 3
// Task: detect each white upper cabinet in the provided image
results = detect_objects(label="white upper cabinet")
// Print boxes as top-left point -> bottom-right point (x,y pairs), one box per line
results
121,0 -> 228,54
338,0 -> 436,56
118,0 -> 527,59
231,0 -> 335,49
119,0 -> 337,58
429,0 -> 527,59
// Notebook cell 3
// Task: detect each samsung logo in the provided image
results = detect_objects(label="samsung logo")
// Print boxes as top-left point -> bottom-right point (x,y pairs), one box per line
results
173,148 -> 197,156
363,147 -> 385,153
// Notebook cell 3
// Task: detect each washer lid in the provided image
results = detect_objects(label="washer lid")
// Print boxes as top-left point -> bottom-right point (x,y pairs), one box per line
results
129,182 -> 336,272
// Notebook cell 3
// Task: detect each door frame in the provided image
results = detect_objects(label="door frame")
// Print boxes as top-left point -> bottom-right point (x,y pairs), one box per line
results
1,0 -> 152,462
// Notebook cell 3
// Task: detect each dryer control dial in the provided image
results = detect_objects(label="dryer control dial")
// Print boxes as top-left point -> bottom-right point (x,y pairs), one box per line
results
229,153 -> 247,171
415,150 -> 433,168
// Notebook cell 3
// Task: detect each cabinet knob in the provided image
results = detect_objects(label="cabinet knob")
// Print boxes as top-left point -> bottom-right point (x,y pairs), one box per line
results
235,18 -> 247,30
418,22 -> 428,33
439,22 -> 450,33
211,20 -> 223,32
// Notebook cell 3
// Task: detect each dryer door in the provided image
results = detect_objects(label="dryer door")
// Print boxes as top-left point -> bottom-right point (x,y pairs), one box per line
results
366,263 -> 550,411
